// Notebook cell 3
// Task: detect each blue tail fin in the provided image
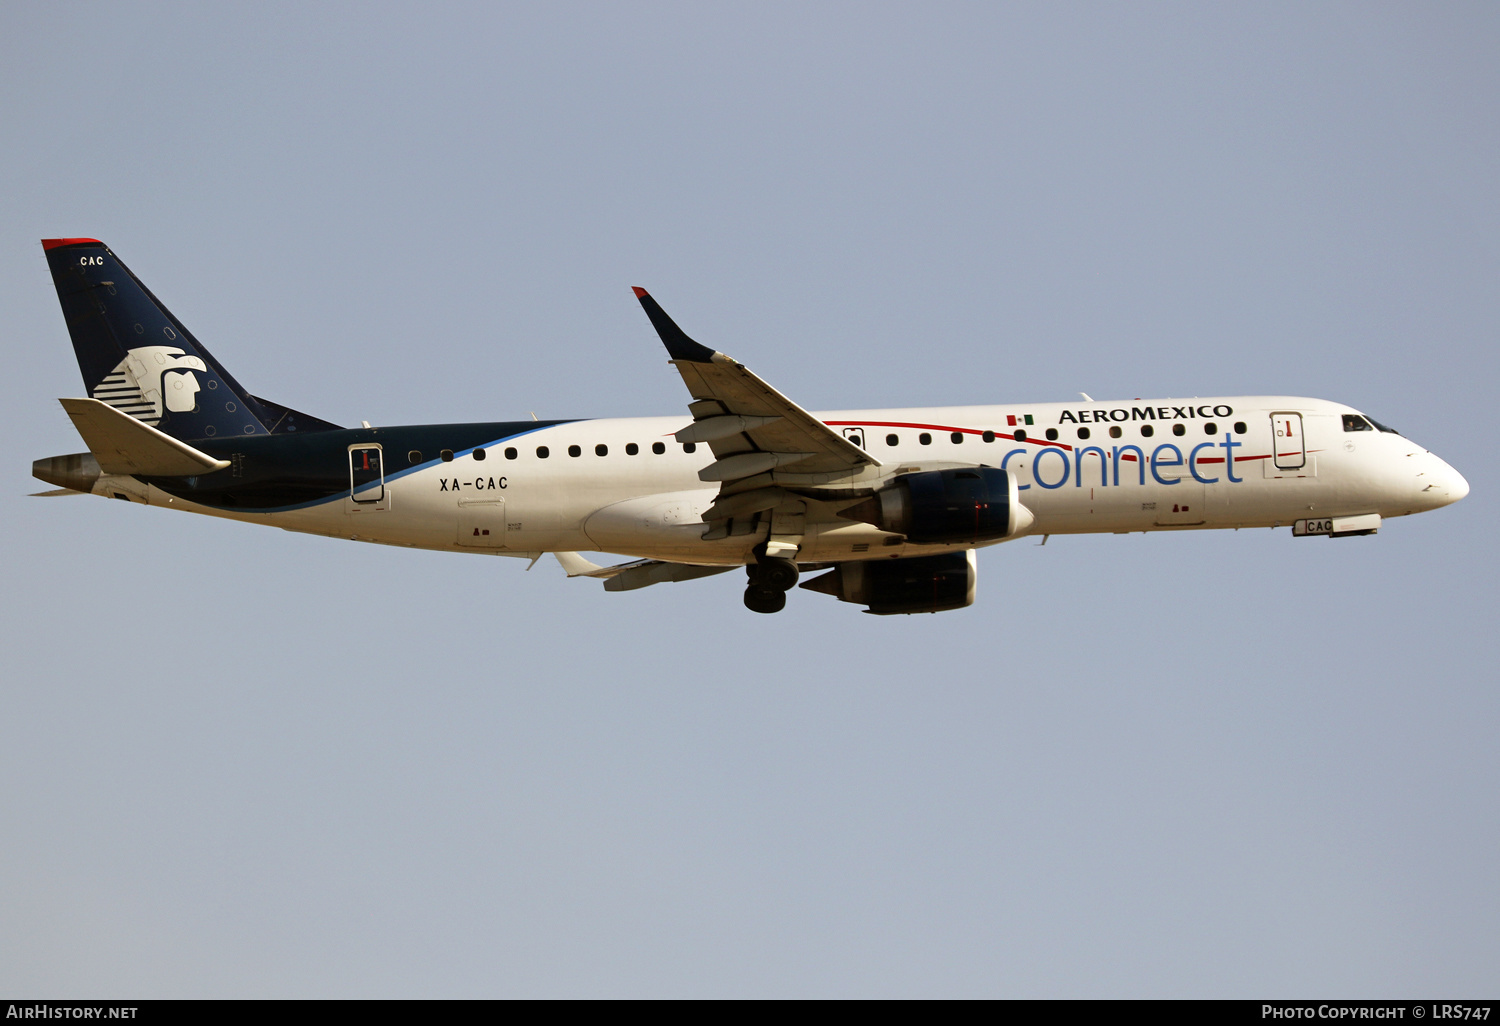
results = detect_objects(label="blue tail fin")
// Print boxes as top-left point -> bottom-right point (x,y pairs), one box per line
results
42,239 -> 340,440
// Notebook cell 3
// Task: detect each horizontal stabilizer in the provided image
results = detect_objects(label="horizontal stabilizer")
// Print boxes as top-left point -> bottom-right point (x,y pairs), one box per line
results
58,398 -> 230,476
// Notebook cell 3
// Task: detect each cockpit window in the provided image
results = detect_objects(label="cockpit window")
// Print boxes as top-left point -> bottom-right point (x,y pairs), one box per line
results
1366,415 -> 1400,434
1342,414 -> 1373,432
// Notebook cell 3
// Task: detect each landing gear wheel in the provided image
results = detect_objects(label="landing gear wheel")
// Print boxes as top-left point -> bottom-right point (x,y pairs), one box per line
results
743,586 -> 787,614
757,556 -> 800,592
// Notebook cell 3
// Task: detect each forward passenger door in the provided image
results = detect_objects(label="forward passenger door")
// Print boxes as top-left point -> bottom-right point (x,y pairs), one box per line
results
1272,413 -> 1305,470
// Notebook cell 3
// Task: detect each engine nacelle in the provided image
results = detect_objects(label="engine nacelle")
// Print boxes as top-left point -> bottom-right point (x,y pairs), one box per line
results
800,550 -> 977,615
839,467 -> 1032,544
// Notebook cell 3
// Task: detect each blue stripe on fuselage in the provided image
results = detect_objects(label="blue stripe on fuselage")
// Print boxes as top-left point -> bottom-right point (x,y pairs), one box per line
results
144,420 -> 577,514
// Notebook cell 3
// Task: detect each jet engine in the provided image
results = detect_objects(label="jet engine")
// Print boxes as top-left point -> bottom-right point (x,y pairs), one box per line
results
838,467 -> 1032,544
800,550 -> 977,615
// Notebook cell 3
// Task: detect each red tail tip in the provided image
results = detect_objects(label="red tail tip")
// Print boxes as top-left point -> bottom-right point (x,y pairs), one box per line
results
41,238 -> 104,251
631,286 -> 649,298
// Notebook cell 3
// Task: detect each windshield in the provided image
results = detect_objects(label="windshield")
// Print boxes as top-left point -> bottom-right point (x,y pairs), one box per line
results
1344,412 -> 1399,435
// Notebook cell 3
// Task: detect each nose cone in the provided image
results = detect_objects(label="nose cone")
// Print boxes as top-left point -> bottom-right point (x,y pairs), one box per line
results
1441,461 -> 1470,504
1418,453 -> 1469,509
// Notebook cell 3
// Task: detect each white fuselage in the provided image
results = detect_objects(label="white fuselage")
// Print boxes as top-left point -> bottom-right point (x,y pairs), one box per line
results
96,395 -> 1469,565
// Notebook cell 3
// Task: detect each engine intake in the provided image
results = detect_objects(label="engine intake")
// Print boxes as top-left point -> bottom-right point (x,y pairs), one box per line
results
839,467 -> 1031,544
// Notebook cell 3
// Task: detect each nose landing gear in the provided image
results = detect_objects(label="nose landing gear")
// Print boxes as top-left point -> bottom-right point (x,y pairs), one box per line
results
743,555 -> 799,614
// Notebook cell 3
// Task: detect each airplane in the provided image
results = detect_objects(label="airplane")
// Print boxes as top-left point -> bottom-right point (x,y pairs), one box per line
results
31,238 -> 1470,614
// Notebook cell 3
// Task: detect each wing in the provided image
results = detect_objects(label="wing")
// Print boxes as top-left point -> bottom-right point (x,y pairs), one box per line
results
554,551 -> 736,591
632,288 -> 879,542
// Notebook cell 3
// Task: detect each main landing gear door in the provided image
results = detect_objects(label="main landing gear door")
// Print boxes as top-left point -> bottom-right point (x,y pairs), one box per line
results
1272,413 -> 1306,470
348,444 -> 388,512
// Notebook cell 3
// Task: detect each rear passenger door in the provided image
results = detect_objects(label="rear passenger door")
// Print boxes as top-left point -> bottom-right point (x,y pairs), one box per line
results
347,444 -> 388,513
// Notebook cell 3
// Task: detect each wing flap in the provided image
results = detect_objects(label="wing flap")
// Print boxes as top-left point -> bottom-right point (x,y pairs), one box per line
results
674,415 -> 782,443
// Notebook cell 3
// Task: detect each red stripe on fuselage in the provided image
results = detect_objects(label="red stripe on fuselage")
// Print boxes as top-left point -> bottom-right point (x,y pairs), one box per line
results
824,419 -> 1075,450
822,419 -> 1285,463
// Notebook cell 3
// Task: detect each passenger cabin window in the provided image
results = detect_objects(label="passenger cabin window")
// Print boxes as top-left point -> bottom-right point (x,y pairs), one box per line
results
536,446 -> 549,458
1343,414 -> 1374,432
951,432 -> 963,444
596,444 -> 608,456
1140,425 -> 1154,437
474,447 -> 486,460
626,443 -> 638,456
982,430 -> 995,443
504,447 -> 517,459
1045,428 -> 1058,441
568,445 -> 581,457
919,433 -> 932,445
1204,423 -> 1217,435
652,442 -> 665,454
408,450 -> 423,464
1014,429 -> 1027,441
440,449 -> 454,462
1234,421 -> 1246,434
886,433 -> 899,446
1172,424 -> 1185,436
1077,427 -> 1090,440
1108,426 -> 1121,439
683,442 -> 696,453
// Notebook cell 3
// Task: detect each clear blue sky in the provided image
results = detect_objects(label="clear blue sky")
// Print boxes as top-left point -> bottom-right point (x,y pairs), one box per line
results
2,2 -> 1496,997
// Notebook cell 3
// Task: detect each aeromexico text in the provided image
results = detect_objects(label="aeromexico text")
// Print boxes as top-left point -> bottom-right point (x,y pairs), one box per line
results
1058,404 -> 1234,424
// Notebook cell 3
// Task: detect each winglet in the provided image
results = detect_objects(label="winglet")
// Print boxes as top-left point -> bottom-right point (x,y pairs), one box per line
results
631,288 -> 718,363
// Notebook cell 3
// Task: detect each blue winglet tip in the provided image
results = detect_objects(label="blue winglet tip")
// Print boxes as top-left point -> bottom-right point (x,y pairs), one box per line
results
632,287 -> 717,363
